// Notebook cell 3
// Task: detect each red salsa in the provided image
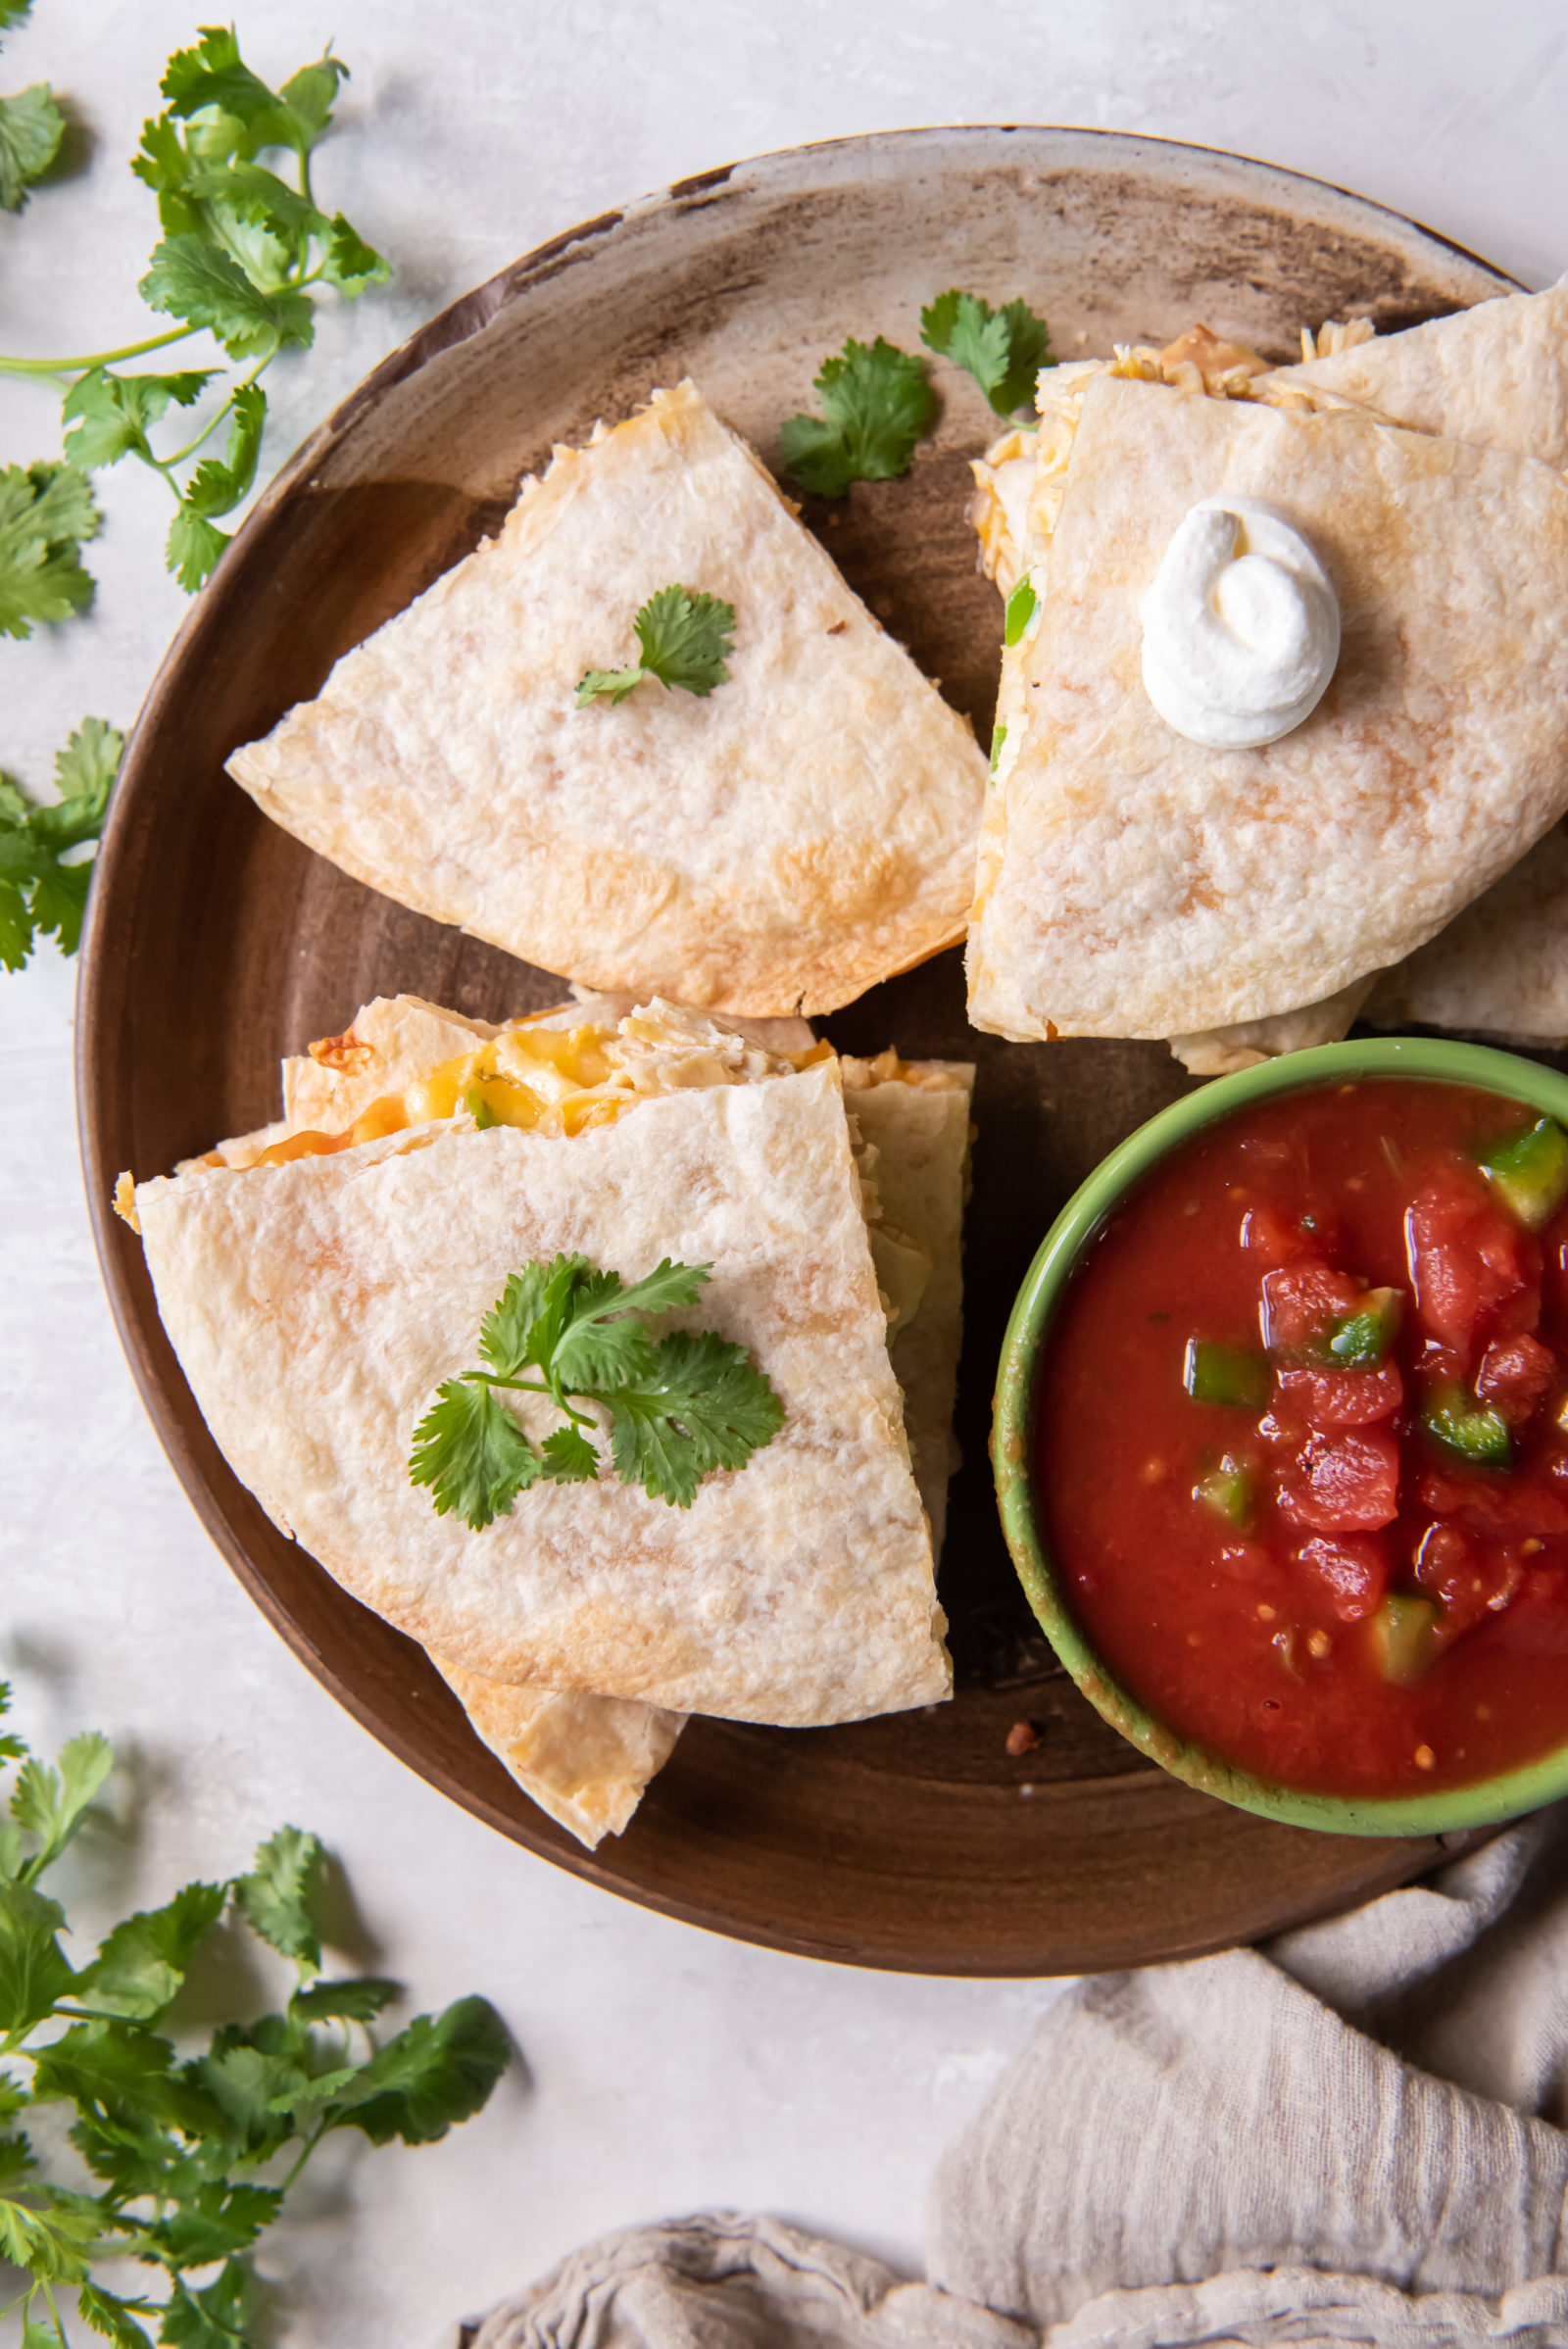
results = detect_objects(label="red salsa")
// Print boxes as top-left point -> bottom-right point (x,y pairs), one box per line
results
1037,1079 -> 1568,1798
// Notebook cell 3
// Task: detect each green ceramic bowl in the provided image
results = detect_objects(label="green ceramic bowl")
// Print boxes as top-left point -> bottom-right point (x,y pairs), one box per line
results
992,1034 -> 1568,1836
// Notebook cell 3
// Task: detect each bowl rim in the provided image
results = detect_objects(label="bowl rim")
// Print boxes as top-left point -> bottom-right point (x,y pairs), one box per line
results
992,1034 -> 1568,1837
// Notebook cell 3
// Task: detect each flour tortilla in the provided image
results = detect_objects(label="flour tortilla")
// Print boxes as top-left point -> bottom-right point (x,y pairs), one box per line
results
1273,276 -> 1568,468
847,1072 -> 971,1556
1363,822 -> 1568,1046
425,1660 -> 686,1848
226,381 -> 987,1017
133,1059 -> 952,1727
967,376 -> 1568,1042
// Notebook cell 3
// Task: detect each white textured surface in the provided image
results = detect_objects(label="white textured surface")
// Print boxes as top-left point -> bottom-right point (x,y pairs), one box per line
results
2,2 -> 1564,2341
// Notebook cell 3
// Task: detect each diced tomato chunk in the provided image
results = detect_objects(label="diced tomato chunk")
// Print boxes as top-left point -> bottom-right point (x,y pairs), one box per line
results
1260,1262 -> 1364,1357
1412,1521 -> 1524,1646
1241,1203 -> 1338,1266
1297,1533 -> 1389,1622
1475,1334 -> 1556,1428
1405,1175 -> 1535,1353
1274,1423 -> 1400,1532
1417,1459 -> 1568,1540
1275,1360 -> 1403,1429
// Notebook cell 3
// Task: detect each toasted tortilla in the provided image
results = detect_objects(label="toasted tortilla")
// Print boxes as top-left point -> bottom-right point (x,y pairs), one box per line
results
133,1058 -> 952,1728
226,381 -> 987,1017
967,376 -> 1568,1043
425,1659 -> 686,1848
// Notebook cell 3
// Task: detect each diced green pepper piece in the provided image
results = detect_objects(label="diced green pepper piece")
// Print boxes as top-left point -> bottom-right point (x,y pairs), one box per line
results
465,1086 -> 498,1130
1477,1116 -> 1568,1230
1326,1286 -> 1402,1367
1004,576 -> 1038,646
1369,1594 -> 1440,1686
1194,1454 -> 1253,1527
1183,1339 -> 1270,1409
1421,1383 -> 1512,1468
989,722 -> 1007,776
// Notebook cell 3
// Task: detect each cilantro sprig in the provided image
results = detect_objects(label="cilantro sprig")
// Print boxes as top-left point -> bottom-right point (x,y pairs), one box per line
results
0,718 -> 122,969
778,335 -> 935,497
576,585 -> 736,708
0,24 -> 387,599
0,3 -> 62,215
920,289 -> 1054,417
411,1253 -> 785,1523
0,1685 -> 508,2348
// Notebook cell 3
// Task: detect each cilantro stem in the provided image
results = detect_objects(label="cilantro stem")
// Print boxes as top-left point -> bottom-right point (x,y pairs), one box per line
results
0,325 -> 198,377
40,2276 -> 71,2344
462,1370 -> 596,1430
277,2119 -> 328,2195
164,346 -> 274,469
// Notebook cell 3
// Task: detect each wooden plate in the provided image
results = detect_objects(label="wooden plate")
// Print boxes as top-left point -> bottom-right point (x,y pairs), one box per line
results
79,126 -> 1516,1975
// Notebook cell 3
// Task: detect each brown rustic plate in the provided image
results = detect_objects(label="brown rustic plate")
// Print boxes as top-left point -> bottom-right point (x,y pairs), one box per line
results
79,125 -> 1517,1976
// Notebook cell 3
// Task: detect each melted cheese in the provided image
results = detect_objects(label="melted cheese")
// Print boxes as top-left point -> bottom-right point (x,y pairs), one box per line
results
245,1022 -> 634,1166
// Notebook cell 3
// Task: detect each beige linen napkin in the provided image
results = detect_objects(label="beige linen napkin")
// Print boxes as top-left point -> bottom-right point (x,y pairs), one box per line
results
458,1810 -> 1568,2347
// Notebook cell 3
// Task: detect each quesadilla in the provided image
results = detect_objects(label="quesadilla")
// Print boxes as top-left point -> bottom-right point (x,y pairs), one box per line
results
968,283 -> 1568,1061
965,304 -> 1568,1049
226,381 -> 988,1017
119,995 -> 971,1844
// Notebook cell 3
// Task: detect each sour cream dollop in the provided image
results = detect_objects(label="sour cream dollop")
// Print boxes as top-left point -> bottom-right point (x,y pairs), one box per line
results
1140,497 -> 1340,750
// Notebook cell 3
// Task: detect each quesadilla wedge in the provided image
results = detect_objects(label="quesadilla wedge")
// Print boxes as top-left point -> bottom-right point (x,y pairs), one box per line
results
969,284 -> 1568,1061
226,381 -> 988,1018
966,369 -> 1568,1045
119,995 -> 970,1845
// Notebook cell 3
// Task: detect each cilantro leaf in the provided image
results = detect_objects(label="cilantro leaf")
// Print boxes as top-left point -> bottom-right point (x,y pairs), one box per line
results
320,211 -> 389,296
233,1828 -> 321,1975
633,586 -> 734,695
288,1976 -> 397,2027
62,370 -> 215,473
0,2190 -> 98,2284
165,508 -> 228,594
82,1884 -> 226,2022
11,1734 -> 113,1872
75,2282 -> 158,2349
409,1379 -> 543,1530
0,720 -> 124,969
551,1258 -> 709,1394
921,289 -> 1054,416
139,233 -> 314,359
159,2259 -> 250,2349
0,82 -> 63,213
778,336 -> 934,496
147,2179 -> 281,2266
576,586 -> 735,707
479,1255 -> 583,1381
310,1995 -> 512,2146
29,2021 -> 174,2116
609,1330 -> 786,1507
0,1885 -> 75,2032
539,1425 -> 601,1483
184,381 -> 265,516
0,462 -> 99,639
